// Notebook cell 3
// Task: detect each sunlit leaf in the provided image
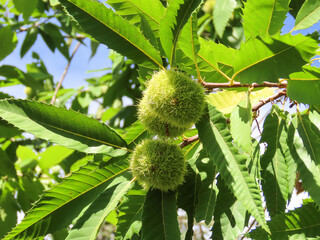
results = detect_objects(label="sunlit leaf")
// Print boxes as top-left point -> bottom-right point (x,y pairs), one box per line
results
293,0 -> 320,31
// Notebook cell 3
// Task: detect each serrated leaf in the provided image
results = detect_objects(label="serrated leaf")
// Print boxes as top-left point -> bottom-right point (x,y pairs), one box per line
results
293,0 -> 320,31
3,158 -> 130,240
159,0 -> 203,66
242,0 -> 290,38
288,65 -> 320,106
249,200 -> 320,239
116,187 -> 145,240
106,0 -> 164,38
260,105 -> 292,216
197,104 -> 269,233
0,99 -> 128,156
177,142 -> 202,240
141,189 -> 180,240
206,88 -> 275,115
230,91 -> 252,154
233,33 -> 318,84
194,150 -> 217,225
59,0 -> 163,67
178,13 -> 200,68
66,178 -> 133,240
211,177 -> 247,240
213,0 -> 236,37
289,115 -> 320,208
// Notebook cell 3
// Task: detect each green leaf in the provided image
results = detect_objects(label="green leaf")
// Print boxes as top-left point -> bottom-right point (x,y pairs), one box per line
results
213,0 -> 237,37
141,189 -> 180,240
289,115 -> 320,207
59,0 -> 163,67
0,99 -> 128,156
211,177 -> 247,240
242,0 -> 290,38
3,158 -> 130,240
230,91 -> 252,154
178,13 -> 200,61
293,0 -> 320,31
206,88 -> 275,115
260,105 -> 292,216
116,187 -> 145,240
0,26 -> 18,61
288,65 -> 320,106
0,65 -> 43,89
159,0 -> 202,66
197,104 -> 269,233
0,118 -> 22,138
177,142 -> 202,240
194,150 -> 217,225
0,148 -> 17,178
12,0 -> 38,19
233,33 -> 318,84
20,28 -> 38,58
66,178 -> 133,240
249,200 -> 320,239
123,121 -> 150,150
0,183 -> 18,239
106,0 -> 164,39
39,145 -> 74,170
41,23 -> 70,60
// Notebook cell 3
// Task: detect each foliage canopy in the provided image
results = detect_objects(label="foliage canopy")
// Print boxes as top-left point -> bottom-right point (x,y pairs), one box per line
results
0,0 -> 320,239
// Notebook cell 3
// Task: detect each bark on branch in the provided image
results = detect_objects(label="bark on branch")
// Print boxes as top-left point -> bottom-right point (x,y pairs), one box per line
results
201,81 -> 287,90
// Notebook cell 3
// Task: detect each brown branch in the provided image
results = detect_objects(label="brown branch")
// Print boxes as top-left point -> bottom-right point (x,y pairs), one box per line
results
179,134 -> 199,148
201,80 -> 287,90
51,41 -> 81,105
252,90 -> 287,112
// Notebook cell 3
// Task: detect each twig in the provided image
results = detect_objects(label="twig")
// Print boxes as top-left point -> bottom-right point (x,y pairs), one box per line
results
51,41 -> 81,105
252,90 -> 287,112
180,135 -> 199,148
201,81 -> 287,90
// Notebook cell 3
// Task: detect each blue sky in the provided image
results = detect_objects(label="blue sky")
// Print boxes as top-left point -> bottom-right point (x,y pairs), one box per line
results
1,14 -> 319,99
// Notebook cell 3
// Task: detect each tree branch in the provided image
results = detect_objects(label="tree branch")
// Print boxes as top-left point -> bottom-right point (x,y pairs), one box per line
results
180,134 -> 199,148
51,41 -> 81,105
201,80 -> 287,90
252,90 -> 287,112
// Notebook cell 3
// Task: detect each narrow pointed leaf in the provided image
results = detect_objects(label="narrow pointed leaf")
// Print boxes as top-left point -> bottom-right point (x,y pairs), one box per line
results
260,105 -> 291,216
213,0 -> 237,37
106,0 -> 164,38
242,0 -> 290,38
233,33 -> 318,84
3,158 -> 130,240
0,99 -> 127,156
293,0 -> 320,31
159,0 -> 202,66
177,142 -> 202,240
141,189 -> 180,240
178,13 -> 200,64
206,88 -> 275,115
116,188 -> 145,240
249,200 -> 320,239
211,177 -> 247,240
197,104 -> 269,233
59,0 -> 163,67
230,91 -> 252,154
288,65 -> 320,106
66,178 -> 133,240
289,115 -> 320,207
194,150 -> 217,225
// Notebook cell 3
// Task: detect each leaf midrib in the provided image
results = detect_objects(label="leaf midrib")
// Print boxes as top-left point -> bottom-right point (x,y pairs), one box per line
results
65,0 -> 162,68
8,167 -> 129,239
232,37 -> 309,79
207,113 -> 263,223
